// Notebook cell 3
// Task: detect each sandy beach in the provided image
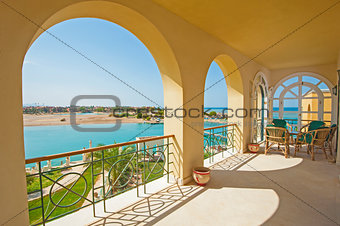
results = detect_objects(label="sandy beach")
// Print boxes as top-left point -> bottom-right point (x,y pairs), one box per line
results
23,114 -> 151,126
23,114 -> 226,127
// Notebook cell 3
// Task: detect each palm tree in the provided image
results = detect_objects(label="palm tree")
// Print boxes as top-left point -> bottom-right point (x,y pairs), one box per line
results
92,143 -> 137,196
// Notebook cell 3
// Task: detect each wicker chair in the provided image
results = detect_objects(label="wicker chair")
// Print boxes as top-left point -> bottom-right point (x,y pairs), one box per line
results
270,119 -> 292,150
271,119 -> 293,132
265,127 -> 290,158
300,121 -> 325,133
294,128 -> 331,161
294,132 -> 312,157
325,125 -> 337,157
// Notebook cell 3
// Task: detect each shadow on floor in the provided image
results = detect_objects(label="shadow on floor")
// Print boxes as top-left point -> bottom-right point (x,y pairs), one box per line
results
88,147 -> 339,226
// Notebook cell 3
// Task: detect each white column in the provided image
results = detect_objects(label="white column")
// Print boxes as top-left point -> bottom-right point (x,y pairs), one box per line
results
47,160 -> 52,170
66,157 -> 70,166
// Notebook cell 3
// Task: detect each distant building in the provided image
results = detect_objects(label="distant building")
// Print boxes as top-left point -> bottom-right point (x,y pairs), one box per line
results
301,89 -> 331,122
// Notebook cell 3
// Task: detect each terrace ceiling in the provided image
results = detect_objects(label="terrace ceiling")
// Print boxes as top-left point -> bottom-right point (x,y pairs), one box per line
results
152,0 -> 340,69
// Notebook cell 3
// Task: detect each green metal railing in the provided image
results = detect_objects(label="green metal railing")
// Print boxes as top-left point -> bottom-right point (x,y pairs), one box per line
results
25,135 -> 174,225
204,124 -> 236,163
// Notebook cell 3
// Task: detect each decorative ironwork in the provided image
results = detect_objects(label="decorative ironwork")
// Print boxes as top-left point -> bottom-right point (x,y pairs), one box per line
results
108,159 -> 135,189
25,125 -> 236,225
203,124 -> 236,163
49,172 -> 88,208
25,135 -> 174,226
252,118 -> 266,143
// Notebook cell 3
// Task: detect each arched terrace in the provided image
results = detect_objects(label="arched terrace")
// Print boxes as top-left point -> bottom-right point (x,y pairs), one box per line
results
2,1 -> 339,225
1,1 -> 183,224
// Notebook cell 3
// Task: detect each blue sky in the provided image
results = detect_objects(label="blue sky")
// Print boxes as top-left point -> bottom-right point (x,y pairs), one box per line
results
23,18 -> 228,108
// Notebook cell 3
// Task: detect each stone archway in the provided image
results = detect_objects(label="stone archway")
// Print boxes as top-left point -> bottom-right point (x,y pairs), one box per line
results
1,2 -> 182,224
212,54 -> 244,152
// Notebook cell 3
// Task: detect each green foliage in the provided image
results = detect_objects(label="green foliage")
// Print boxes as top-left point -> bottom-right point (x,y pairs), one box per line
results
92,144 -> 165,191
26,173 -> 35,186
142,161 -> 164,182
28,168 -> 96,224
209,111 -> 217,117
79,107 -> 86,113
92,144 -> 136,191
204,152 -> 211,159
136,113 -> 142,118
26,171 -> 63,194
96,107 -> 104,112
118,113 -> 127,117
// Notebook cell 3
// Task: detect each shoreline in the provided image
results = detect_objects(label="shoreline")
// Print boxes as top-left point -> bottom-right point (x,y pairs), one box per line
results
23,114 -> 226,127
23,113 -> 159,127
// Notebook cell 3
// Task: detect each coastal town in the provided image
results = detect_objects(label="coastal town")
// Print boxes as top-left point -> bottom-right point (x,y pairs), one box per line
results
23,106 -> 226,126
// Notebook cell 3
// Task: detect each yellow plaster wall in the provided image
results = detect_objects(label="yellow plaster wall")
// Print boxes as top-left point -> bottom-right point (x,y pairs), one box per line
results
336,52 -> 340,165
2,0 -> 333,224
300,92 -> 332,123
152,0 -> 340,70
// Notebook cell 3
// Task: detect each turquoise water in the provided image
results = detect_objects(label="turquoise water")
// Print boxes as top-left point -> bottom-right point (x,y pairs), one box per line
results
272,107 -> 299,123
25,106 -> 298,163
24,121 -> 222,166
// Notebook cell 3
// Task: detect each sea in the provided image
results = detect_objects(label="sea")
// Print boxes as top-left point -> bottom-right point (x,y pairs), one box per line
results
24,107 -> 299,166
24,121 -> 222,167
205,107 -> 299,121
272,107 -> 299,122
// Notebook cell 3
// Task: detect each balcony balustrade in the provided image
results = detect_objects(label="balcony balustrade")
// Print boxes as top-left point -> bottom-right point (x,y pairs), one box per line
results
25,135 -> 175,225
25,124 -> 241,225
203,124 -> 237,164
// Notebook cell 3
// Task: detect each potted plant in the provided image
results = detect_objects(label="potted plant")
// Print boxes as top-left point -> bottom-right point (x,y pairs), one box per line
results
193,167 -> 211,186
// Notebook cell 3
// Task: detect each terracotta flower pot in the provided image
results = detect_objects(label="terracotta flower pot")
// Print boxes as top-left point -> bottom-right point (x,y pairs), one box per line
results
248,143 -> 260,153
193,167 -> 211,186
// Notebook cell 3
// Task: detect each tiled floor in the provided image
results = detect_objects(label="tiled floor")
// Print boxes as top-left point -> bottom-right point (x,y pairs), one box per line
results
50,147 -> 340,226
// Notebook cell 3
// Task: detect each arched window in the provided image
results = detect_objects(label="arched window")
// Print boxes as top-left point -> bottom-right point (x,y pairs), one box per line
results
271,72 -> 335,130
251,72 -> 268,143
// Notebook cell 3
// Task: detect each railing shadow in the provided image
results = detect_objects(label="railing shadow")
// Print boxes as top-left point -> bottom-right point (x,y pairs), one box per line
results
87,149 -> 339,226
88,183 -> 206,226
88,153 -> 259,226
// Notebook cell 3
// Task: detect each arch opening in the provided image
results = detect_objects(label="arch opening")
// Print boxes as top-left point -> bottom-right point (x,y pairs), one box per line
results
22,1 -> 183,158
203,61 -> 228,120
203,54 -> 244,154
19,3 -> 183,224
251,72 -> 269,143
23,17 -> 167,158
25,2 -> 184,153
271,72 -> 336,130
